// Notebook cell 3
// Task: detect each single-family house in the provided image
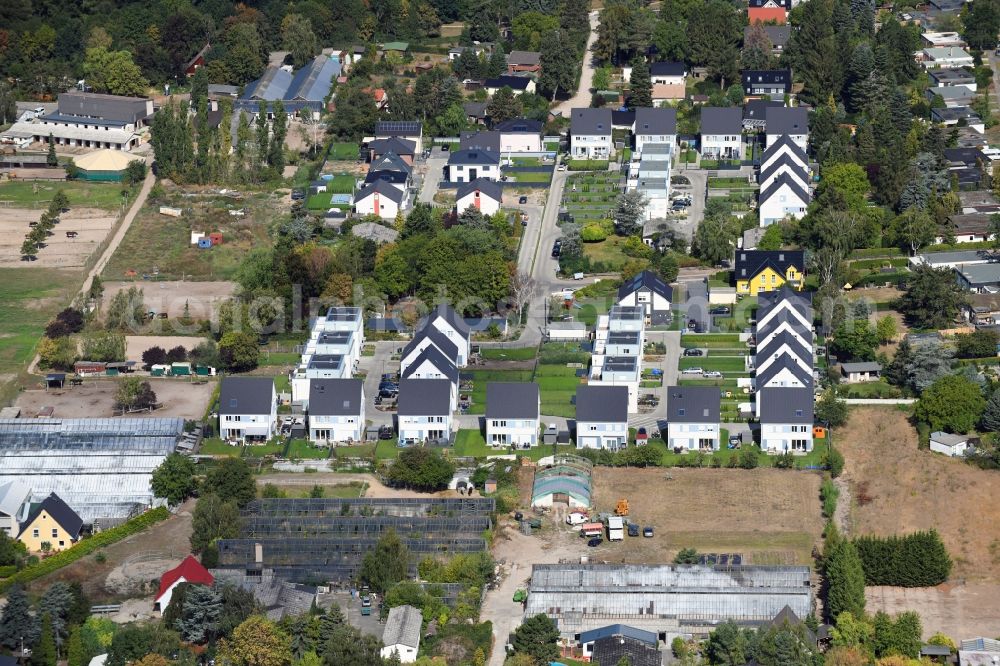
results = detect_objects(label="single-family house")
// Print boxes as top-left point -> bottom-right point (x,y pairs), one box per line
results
649,62 -> 687,103
616,270 -> 673,325
743,69 -> 792,99
759,135 -> 810,190
400,326 -> 460,375
921,31 -> 966,47
396,379 -> 454,445
368,137 -> 416,164
758,386 -> 814,454
464,101 -> 488,125
840,362 -> 882,383
18,493 -> 83,553
666,386 -> 721,452
633,107 -> 677,156
765,107 -> 809,151
929,431 -> 972,457
380,604 -> 422,663
486,382 -> 541,448
507,51 -> 542,74
365,152 -> 412,191
755,308 -> 814,353
743,100 -> 785,131
0,480 -> 31,538
422,304 -> 472,366
759,172 -> 810,227
744,25 -> 791,53
700,107 -> 744,160
575,385 -> 629,450
154,555 -> 214,612
929,67 -> 977,91
484,75 -> 535,96
927,85 -> 977,108
354,179 -> 405,219
460,130 -> 501,153
748,0 -> 791,24
447,148 -> 501,182
735,250 -> 806,295
939,213 -> 991,244
932,106 -> 985,133
306,330 -> 362,370
921,47 -> 975,69
309,379 -> 365,444
571,108 -> 613,160
756,351 -> 814,397
374,121 -> 423,154
184,43 -> 211,76
218,377 -> 278,443
494,118 -> 544,152
633,152 -> 672,219
578,625 -> 659,663
956,263 -> 1000,291
456,178 -> 503,216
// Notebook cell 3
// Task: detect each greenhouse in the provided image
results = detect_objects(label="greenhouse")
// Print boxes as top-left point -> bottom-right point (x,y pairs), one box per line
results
531,454 -> 593,508
0,418 -> 183,524
525,563 -> 814,638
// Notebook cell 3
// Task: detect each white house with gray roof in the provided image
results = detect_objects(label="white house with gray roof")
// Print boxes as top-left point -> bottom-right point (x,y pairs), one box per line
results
616,270 -> 673,326
486,382 -> 540,448
571,108 -> 614,160
308,379 -> 365,444
764,107 -> 809,151
758,172 -> 810,227
575,385 -> 629,450
759,386 -> 814,453
0,480 -> 31,537
700,108 -> 744,159
380,604 -> 422,663
422,304 -> 471,366
396,379 -> 454,445
666,386 -> 721,452
400,345 -> 459,411
633,107 -> 677,156
354,179 -> 405,219
456,178 -> 502,216
447,148 -> 501,182
219,377 -> 278,443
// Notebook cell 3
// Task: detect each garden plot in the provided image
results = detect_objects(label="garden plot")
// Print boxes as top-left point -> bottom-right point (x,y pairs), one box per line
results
560,173 -> 621,225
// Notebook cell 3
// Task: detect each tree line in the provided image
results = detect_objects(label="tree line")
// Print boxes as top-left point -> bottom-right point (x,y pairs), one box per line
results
853,530 -> 952,587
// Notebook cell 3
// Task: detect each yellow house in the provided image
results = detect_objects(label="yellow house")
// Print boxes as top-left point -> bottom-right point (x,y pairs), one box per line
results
735,250 -> 805,296
18,493 -> 83,553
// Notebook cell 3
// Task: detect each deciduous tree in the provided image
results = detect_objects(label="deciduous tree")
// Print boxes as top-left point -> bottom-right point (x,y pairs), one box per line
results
152,453 -> 197,505
219,616 -> 290,666
218,332 -> 260,372
915,374 -> 985,433
206,458 -> 257,507
511,614 -> 559,664
360,530 -> 409,594
190,495 -> 241,552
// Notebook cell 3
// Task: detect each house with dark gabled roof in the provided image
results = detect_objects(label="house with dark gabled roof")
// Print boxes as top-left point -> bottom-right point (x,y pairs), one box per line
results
666,386 -> 721,452
507,50 -> 542,73
354,179 -> 405,219
758,172 -> 810,227
446,148 -> 501,183
760,133 -> 808,171
18,492 -> 83,553
456,178 -> 502,216
648,61 -> 687,102
575,385 -> 629,450
219,377 -> 278,443
494,118 -> 543,152
308,378 -> 365,443
368,136 -> 416,164
734,250 -> 805,295
401,326 -> 459,371
744,25 -> 792,53
571,108 -> 613,160
365,152 -> 412,191
759,386 -> 814,454
700,107 -> 744,159
374,121 -> 423,153
743,69 -> 792,99
743,100 -> 785,131
754,329 -> 813,376
765,107 -> 809,151
756,352 -> 813,401
400,345 -> 459,411
633,107 -> 677,155
396,379 -> 454,445
755,309 -> 813,356
486,382 -> 541,448
460,130 -> 502,153
420,304 -> 472,366
616,270 -> 673,325
759,136 -> 810,189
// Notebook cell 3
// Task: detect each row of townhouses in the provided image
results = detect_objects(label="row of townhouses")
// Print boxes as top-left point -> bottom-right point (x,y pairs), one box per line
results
758,133 -> 811,227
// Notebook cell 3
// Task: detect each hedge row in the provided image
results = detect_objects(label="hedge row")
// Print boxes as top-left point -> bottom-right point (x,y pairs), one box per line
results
0,506 -> 171,592
853,530 -> 952,587
854,271 -> 909,287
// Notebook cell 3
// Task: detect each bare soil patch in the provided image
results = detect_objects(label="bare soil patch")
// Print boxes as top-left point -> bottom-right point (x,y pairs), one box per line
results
104,281 -> 237,321
15,377 -> 216,418
0,207 -> 116,268
257,472 -> 477,499
866,584 -> 1000,640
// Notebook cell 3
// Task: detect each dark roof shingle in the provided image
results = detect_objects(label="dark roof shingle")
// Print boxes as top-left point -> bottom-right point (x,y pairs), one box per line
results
219,377 -> 274,415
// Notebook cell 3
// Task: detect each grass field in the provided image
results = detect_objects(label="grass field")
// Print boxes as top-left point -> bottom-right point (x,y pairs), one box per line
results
0,181 -> 127,209
258,352 -> 300,366
535,364 -> 581,418
582,235 -> 630,270
678,356 -> 747,372
0,267 -> 80,403
479,347 -> 536,361
199,438 -> 241,456
511,171 -> 551,183
708,177 -> 756,189
285,439 -> 331,459
454,429 -> 578,461
568,160 -> 610,171
680,333 -> 744,348
465,369 -> 533,414
329,143 -> 360,160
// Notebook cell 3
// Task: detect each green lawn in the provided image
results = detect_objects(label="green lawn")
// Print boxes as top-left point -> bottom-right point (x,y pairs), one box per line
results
568,159 -> 610,171
511,171 -> 551,183
678,356 -> 747,372
259,351 -> 300,366
680,333 -> 744,348
679,149 -> 697,163
325,482 -> 366,498
708,177 -> 755,189
326,174 -> 356,193
286,439 -> 331,459
479,347 -> 536,361
644,438 -> 830,468
534,365 -> 582,418
244,441 -> 285,457
0,268 -> 80,404
329,142 -> 360,160
465,369 -> 534,414
454,430 -> 578,461
376,440 -> 401,459
199,438 -> 241,456
544,141 -> 559,152
835,380 -> 903,399
582,236 -> 631,270
0,181 -> 128,209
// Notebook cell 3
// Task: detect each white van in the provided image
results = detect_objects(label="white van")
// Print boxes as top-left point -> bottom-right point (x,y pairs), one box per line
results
566,512 -> 588,526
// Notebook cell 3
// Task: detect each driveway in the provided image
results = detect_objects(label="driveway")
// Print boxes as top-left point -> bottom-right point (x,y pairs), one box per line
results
628,329 -> 679,432
553,11 -> 601,117
418,149 -> 449,204
671,168 -> 707,241
357,340 -> 402,428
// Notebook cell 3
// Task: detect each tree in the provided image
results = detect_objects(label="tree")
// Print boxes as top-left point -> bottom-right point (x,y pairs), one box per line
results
0,584 -> 38,649
914,374 -> 985,433
655,252 -> 679,282
486,87 -> 522,125
38,582 -> 74,654
105,624 -> 179,666
177,584 -> 222,644
114,377 -> 157,412
82,47 -> 148,96
206,458 -> 257,507
385,447 -> 455,491
831,318 -> 879,361
190,340 -> 221,369
321,623 -> 383,666
0,530 -> 27,567
693,201 -> 739,265
688,0 -> 741,87
954,328 -> 999,359
826,539 -> 867,622
963,0 -> 1000,50
80,331 -> 126,362
512,12 -> 559,51
166,345 -> 188,363
47,134 -> 58,166
891,208 -> 936,256
45,308 -> 84,338
122,161 -> 146,187
706,621 -> 754,665
219,616 -> 291,666
140,346 -> 167,371
875,316 -> 898,345
896,266 -> 967,329
741,23 -> 775,70
511,614 -> 559,664
190,495 -> 241,552
359,530 -> 409,594
757,225 -> 783,251
105,286 -> 145,331
219,331 -> 260,372
615,190 -> 648,236
981,388 -> 1000,431
33,614 -> 57,666
37,336 -> 77,371
628,58 -> 652,108
539,30 -> 579,100
788,0 -> 840,105
280,14 -> 319,69
815,389 -> 849,428
152,453 -> 197,505
224,23 -> 266,86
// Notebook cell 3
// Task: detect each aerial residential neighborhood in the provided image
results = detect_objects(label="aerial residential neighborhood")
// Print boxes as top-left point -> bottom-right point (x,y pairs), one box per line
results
1,1 -> 1000,665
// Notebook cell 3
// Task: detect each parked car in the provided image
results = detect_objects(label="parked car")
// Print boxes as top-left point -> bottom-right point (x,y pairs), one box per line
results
703,370 -> 723,378
710,306 -> 731,315
643,527 -> 654,538
441,144 -> 450,152
557,163 -> 567,171
683,348 -> 704,357
628,524 -> 640,537
587,537 -> 603,547
519,195 -> 528,204
379,388 -> 397,398
694,322 -> 707,333
681,367 -> 703,374
291,189 -> 305,201
687,319 -> 698,330
379,426 -> 394,440
728,433 -> 743,448
552,241 -> 562,258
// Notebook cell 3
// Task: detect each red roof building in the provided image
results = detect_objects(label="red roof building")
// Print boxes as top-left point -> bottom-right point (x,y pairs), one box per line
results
155,555 -> 214,611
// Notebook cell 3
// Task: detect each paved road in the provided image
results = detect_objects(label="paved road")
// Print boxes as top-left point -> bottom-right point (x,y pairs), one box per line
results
988,52 -> 1000,111
671,168 -> 707,242
553,11 -> 601,117
359,341 -> 401,427
418,149 -> 449,203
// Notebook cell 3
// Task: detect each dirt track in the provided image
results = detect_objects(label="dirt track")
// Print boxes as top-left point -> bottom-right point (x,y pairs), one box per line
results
0,207 -> 116,267
257,472 -> 475,499
105,281 -> 237,320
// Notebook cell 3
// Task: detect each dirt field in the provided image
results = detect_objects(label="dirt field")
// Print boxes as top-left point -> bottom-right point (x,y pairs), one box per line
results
15,376 -> 216,418
587,467 -> 823,565
27,499 -> 194,604
104,281 -> 237,320
0,207 -> 116,267
838,407 -> 1000,637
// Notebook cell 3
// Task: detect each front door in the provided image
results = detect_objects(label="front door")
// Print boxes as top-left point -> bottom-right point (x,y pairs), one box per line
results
469,168 -> 478,180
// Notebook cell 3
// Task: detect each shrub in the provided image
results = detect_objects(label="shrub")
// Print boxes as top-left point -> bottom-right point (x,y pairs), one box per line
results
738,448 -> 759,469
820,478 -> 839,519
580,224 -> 608,242
853,530 -> 952,587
